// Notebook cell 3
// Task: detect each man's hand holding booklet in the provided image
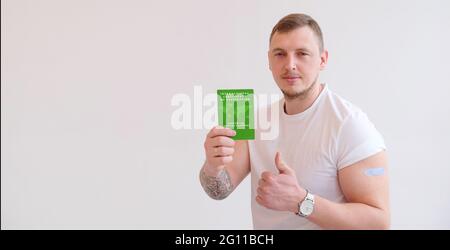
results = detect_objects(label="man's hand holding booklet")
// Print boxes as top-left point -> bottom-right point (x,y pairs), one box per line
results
217,89 -> 255,140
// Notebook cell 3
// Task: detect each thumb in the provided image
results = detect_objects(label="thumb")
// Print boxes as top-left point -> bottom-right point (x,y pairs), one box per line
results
275,152 -> 295,176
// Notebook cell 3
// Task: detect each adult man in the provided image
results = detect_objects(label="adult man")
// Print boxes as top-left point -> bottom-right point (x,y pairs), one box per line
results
199,13 -> 389,229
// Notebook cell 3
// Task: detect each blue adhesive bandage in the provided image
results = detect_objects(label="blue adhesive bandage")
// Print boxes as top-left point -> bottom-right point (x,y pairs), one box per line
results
364,167 -> 385,176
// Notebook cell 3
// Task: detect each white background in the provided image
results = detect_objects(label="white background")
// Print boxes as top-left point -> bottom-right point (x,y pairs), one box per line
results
2,0 -> 450,229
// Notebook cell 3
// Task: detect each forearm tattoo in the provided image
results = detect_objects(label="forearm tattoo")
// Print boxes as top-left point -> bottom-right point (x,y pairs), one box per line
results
200,168 -> 234,200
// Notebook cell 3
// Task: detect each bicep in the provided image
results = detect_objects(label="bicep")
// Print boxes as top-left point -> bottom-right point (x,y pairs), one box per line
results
226,140 -> 251,188
338,151 -> 390,211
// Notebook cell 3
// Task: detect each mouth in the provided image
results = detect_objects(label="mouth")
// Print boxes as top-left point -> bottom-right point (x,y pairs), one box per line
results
282,75 -> 301,84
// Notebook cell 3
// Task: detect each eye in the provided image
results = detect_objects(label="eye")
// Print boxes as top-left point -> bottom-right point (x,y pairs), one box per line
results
274,53 -> 284,57
297,52 -> 308,56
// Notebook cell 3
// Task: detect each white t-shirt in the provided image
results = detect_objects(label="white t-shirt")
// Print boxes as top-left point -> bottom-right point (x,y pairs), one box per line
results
248,84 -> 386,229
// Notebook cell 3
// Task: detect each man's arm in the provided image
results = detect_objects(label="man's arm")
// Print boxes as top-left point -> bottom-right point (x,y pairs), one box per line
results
200,127 -> 251,200
306,151 -> 390,229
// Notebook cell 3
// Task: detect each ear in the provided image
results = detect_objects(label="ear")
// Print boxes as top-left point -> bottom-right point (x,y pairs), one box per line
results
319,49 -> 328,70
268,51 -> 272,70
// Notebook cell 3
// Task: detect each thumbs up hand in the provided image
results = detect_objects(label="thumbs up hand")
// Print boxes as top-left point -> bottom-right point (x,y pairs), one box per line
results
256,152 -> 307,213
275,151 -> 296,176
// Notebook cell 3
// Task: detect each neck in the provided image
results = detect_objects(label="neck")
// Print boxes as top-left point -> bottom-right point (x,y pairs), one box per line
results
284,83 -> 324,115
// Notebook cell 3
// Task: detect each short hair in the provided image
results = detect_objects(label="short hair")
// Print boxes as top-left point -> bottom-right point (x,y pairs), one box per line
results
270,13 -> 324,52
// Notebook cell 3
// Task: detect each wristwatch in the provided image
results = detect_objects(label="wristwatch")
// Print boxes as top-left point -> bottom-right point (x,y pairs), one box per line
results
296,190 -> 315,217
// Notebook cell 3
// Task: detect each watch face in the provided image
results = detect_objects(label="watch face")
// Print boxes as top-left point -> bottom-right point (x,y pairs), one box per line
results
300,200 -> 314,216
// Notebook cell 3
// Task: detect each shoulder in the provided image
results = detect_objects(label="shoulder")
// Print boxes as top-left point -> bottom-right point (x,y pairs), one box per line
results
316,88 -> 374,143
323,90 -> 380,139
322,90 -> 386,169
321,88 -> 366,124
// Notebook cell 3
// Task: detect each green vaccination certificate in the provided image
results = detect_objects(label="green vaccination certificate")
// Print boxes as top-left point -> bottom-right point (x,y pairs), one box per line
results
217,89 -> 255,140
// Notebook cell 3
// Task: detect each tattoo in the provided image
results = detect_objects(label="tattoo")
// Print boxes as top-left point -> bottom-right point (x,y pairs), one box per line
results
200,168 -> 234,200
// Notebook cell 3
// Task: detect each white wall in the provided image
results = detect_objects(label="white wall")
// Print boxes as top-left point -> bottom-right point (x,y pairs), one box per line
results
2,0 -> 450,229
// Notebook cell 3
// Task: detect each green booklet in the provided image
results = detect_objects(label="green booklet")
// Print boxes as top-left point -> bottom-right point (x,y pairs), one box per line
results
217,89 -> 255,140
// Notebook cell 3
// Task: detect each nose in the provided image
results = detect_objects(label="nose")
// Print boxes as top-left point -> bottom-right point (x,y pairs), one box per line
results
284,55 -> 297,71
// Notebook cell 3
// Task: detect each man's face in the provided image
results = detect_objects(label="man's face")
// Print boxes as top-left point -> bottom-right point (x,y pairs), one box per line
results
268,26 -> 328,99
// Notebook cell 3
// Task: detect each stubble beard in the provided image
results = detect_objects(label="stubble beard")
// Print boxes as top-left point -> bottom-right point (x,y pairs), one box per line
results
281,74 -> 319,101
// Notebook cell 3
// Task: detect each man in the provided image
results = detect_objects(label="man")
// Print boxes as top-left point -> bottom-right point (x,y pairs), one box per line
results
199,13 -> 389,229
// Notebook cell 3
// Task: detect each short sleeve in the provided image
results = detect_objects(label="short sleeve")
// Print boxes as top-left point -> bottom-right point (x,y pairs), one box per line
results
335,111 -> 386,170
